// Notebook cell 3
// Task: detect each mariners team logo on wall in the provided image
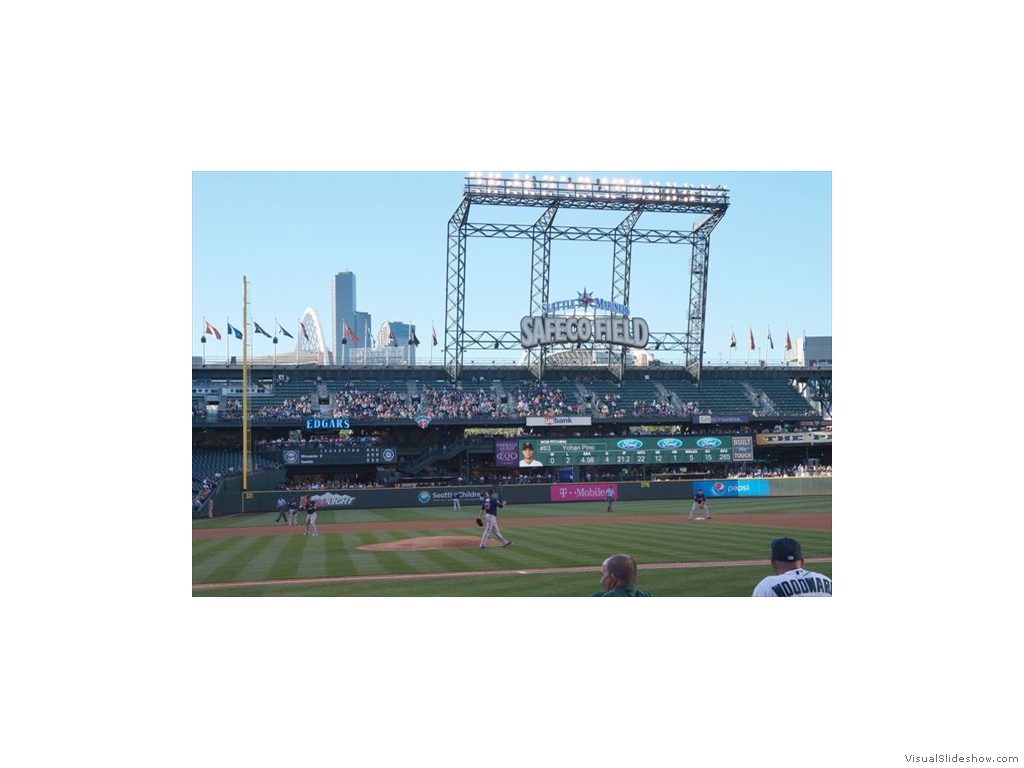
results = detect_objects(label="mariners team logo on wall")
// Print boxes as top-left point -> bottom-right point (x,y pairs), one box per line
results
283,450 -> 299,464
417,491 -> 432,504
415,415 -> 432,429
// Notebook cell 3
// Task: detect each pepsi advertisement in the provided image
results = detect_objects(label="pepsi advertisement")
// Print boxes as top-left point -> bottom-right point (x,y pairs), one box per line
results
694,479 -> 770,498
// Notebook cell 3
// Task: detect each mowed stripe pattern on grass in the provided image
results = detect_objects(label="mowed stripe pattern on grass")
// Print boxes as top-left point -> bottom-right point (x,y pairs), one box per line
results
193,497 -> 831,594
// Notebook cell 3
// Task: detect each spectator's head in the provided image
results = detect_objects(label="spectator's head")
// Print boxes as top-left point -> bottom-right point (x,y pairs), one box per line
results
600,554 -> 639,591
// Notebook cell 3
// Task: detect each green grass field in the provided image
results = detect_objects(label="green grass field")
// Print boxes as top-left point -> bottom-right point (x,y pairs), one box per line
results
193,495 -> 830,596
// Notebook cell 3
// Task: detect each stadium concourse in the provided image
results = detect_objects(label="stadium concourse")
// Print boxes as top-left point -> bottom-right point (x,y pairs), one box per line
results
192,363 -> 831,517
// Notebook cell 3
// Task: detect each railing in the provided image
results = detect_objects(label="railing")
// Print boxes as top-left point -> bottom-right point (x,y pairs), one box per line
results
192,351 -> 817,369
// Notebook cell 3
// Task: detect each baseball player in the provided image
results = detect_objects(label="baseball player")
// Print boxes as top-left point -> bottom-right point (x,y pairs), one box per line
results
688,488 -> 711,521
304,498 -> 319,537
287,498 -> 299,526
453,491 -> 462,512
478,490 -> 512,549
605,487 -> 615,513
752,537 -> 832,597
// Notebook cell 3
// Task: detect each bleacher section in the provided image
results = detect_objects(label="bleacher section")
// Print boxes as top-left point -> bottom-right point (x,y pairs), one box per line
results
752,379 -> 818,417
661,380 -> 755,415
193,373 -> 824,423
581,379 -> 676,418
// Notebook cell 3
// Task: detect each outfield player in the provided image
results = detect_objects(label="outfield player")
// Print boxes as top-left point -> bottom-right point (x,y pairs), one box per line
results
478,490 -> 512,549
688,488 -> 711,520
752,537 -> 832,597
453,491 -> 462,512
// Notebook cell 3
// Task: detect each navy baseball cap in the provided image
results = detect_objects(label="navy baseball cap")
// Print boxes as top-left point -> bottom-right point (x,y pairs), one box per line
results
770,537 -> 803,562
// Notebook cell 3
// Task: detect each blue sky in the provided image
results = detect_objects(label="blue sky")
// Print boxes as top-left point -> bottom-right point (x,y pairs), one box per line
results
192,171 -> 830,364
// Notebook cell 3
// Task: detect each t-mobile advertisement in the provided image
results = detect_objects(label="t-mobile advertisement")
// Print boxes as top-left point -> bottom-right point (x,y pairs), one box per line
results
550,483 -> 616,503
495,439 -> 519,468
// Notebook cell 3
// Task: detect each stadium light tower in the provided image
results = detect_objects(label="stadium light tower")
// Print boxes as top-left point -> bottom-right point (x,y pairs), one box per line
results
444,173 -> 729,381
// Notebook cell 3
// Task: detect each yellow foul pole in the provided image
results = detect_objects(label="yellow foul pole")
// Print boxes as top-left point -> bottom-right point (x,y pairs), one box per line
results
242,276 -> 250,492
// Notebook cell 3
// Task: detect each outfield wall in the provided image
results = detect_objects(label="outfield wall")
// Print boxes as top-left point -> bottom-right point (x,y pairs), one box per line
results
209,474 -> 830,516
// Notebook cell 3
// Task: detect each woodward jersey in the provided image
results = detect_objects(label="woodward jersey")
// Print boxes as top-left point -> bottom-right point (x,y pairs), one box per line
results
752,568 -> 832,597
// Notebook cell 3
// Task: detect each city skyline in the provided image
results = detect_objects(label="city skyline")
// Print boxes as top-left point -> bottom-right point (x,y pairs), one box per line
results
192,171 -> 831,366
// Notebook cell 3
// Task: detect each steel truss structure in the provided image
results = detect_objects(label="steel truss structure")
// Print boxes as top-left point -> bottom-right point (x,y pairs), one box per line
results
445,175 -> 728,381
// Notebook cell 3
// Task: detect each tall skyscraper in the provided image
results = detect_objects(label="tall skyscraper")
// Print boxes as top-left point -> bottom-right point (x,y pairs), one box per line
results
332,271 -> 371,359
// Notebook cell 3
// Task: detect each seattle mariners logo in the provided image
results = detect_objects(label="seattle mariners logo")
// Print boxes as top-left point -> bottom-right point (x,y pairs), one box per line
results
657,438 -> 683,449
696,438 -> 722,448
616,439 -> 643,450
415,415 -> 432,429
283,450 -> 299,464
417,491 -> 432,504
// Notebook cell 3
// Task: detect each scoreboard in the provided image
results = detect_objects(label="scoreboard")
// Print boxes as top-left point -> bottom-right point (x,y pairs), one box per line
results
278,445 -> 398,466
508,436 -> 752,466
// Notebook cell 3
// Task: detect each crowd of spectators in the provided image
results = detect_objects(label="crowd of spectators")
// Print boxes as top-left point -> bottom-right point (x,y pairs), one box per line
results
505,382 -> 586,417
278,474 -> 390,491
193,477 -> 218,511
195,376 -> 829,425
729,462 -> 832,478
194,380 -> 719,423
415,383 -> 503,420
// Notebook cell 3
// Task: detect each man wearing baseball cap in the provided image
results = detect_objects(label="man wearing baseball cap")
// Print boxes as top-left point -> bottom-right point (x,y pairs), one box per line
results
751,537 -> 832,597
519,442 -> 543,467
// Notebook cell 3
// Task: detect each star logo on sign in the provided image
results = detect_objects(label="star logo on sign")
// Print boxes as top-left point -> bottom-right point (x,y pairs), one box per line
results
577,287 -> 595,306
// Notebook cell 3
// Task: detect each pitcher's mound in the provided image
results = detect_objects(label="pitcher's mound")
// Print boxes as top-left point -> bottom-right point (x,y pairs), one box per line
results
357,536 -> 483,552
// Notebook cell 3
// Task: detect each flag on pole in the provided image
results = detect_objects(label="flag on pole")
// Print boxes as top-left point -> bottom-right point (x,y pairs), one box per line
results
749,328 -> 755,350
276,321 -> 294,339
204,321 -> 222,341
227,323 -> 243,340
254,321 -> 272,338
389,328 -> 397,347
432,324 -> 438,346
729,331 -> 736,349
343,321 -> 360,345
785,330 -> 792,351
767,328 -> 774,349
409,329 -> 420,346
300,321 -> 310,342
